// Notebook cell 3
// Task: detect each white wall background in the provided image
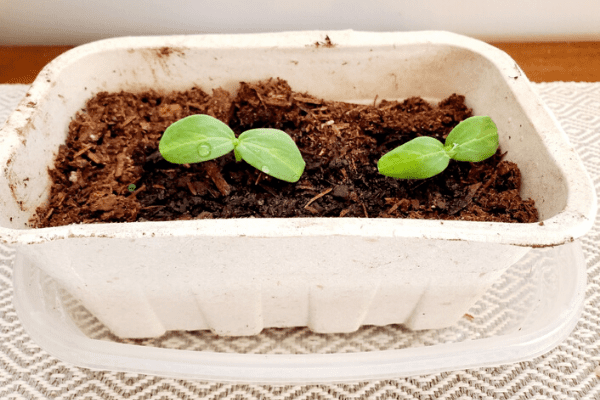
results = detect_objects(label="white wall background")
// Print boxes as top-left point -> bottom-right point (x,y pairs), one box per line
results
1,0 -> 600,45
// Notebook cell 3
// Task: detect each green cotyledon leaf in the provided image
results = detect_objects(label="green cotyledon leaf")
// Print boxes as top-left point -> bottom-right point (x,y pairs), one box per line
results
158,114 -> 235,164
378,136 -> 450,179
236,128 -> 306,183
444,116 -> 499,162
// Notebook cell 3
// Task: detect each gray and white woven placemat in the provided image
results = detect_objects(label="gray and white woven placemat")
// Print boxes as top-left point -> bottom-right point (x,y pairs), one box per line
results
1,82 -> 599,399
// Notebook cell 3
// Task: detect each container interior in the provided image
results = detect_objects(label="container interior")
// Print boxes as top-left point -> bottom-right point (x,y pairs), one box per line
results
0,34 -> 568,232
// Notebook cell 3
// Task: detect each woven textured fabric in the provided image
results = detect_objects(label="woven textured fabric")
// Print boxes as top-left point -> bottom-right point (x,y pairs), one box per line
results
1,82 -> 599,399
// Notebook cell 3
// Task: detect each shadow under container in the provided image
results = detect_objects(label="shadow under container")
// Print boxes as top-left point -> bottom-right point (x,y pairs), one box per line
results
0,31 -> 596,338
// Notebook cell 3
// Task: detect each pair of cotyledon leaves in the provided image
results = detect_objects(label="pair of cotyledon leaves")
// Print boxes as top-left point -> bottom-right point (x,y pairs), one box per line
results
159,114 -> 306,183
377,115 -> 499,179
158,114 -> 499,182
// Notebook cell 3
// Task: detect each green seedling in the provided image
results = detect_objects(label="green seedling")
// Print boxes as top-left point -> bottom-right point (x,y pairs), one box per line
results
377,116 -> 499,179
159,114 -> 306,183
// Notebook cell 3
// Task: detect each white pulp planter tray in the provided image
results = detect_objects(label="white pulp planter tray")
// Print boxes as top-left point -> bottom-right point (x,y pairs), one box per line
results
13,242 -> 586,383
1,31 -> 596,364
0,30 -> 596,339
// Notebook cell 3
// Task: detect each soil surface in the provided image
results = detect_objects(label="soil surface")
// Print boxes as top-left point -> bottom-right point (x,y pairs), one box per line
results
32,78 -> 538,227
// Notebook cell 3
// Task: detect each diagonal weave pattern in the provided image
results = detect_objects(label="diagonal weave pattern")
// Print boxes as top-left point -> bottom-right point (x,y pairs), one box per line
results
1,82 -> 599,399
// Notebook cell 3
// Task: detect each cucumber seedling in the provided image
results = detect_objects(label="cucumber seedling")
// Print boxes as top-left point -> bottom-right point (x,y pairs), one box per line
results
377,116 -> 499,179
159,114 -> 306,183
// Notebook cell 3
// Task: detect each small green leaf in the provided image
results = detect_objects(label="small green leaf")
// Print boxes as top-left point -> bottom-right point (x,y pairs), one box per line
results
236,129 -> 305,182
444,116 -> 499,162
378,136 -> 450,179
159,115 -> 235,164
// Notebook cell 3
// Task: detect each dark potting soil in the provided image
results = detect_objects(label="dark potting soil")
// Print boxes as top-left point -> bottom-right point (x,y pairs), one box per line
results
32,78 -> 538,227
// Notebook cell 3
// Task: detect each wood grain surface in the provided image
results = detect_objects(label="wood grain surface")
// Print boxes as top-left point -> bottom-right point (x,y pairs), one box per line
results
492,42 -> 600,82
0,42 -> 598,84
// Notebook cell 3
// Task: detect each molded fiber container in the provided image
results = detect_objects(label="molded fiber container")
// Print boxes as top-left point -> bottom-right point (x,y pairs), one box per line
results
0,31 -> 596,338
